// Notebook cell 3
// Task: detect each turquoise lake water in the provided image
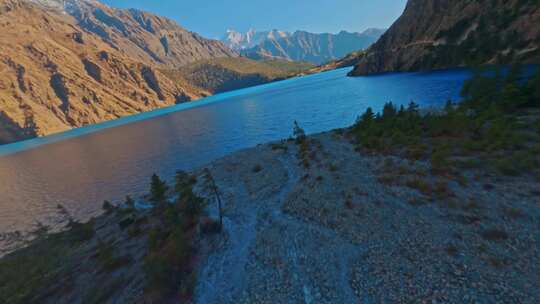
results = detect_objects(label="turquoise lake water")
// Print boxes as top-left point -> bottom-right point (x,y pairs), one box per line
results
0,67 -> 472,237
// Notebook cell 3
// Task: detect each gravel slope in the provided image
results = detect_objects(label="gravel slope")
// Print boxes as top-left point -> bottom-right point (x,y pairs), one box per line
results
193,131 -> 540,303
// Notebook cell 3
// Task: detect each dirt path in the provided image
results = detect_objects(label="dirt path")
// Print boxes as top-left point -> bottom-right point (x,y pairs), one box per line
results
194,147 -> 364,303
194,131 -> 540,303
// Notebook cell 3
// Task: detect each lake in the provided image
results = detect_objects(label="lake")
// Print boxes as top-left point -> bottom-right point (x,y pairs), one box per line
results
0,67 -> 471,247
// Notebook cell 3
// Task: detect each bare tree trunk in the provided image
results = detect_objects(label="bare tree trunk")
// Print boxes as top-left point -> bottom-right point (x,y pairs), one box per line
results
204,169 -> 223,231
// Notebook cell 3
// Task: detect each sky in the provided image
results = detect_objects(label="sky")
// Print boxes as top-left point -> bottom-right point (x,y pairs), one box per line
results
100,0 -> 407,39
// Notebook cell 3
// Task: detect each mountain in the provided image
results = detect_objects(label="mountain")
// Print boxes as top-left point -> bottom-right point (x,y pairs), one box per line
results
222,29 -> 290,51
0,0 -> 237,144
243,29 -> 385,65
302,50 -> 369,75
222,29 -> 385,65
350,0 -> 540,76
166,57 -> 314,93
36,0 -> 236,67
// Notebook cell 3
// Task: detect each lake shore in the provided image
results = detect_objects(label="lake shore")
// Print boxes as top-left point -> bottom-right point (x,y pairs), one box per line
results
192,130 -> 540,303
2,125 -> 539,303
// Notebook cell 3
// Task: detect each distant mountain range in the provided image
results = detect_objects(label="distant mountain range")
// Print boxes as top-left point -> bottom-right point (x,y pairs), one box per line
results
349,0 -> 540,75
222,29 -> 290,51
222,28 -> 386,65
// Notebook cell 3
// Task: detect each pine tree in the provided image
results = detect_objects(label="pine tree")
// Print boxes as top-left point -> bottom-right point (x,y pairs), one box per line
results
407,101 -> 419,114
382,102 -> 397,119
293,120 -> 306,143
150,174 -> 168,204
125,195 -> 135,209
527,69 -> 540,107
359,107 -> 374,124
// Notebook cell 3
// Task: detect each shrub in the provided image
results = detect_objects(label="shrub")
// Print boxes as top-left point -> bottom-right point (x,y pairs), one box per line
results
102,200 -> 114,214
118,216 -> 135,230
434,180 -> 453,198
407,197 -> 430,206
481,228 -> 509,242
406,144 -> 427,160
66,220 -> 95,243
125,195 -> 135,209
271,142 -> 288,151
96,240 -> 132,272
328,163 -> 338,172
252,164 -> 262,173
83,276 -> 126,304
462,199 -> 482,211
502,207 -> 524,219
431,146 -> 450,173
297,136 -> 311,168
127,225 -> 142,238
445,245 -> 459,257
406,178 -> 433,196
293,120 -> 306,144
456,158 -> 482,169
495,157 -> 521,176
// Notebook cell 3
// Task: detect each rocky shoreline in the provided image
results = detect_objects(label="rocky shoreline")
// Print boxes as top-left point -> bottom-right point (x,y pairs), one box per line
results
1,127 -> 539,303
192,131 -> 540,303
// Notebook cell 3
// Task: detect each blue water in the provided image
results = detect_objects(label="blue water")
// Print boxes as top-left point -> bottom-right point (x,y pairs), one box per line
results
0,67 -> 471,235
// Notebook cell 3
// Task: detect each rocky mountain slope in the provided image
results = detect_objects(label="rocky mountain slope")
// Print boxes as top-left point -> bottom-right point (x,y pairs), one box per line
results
167,57 -> 314,93
350,0 -> 540,76
0,0 -> 237,144
223,29 -> 385,65
63,0 -> 236,67
302,50 -> 368,75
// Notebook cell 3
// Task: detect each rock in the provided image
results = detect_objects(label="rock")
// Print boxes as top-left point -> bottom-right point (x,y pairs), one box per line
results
349,0 -> 540,76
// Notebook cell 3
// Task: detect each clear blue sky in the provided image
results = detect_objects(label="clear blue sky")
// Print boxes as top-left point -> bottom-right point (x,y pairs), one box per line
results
101,0 -> 407,39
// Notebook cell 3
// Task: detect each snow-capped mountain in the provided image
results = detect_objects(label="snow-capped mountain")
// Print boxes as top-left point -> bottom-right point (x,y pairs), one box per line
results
27,0 -> 66,9
222,29 -> 290,50
224,28 -> 386,65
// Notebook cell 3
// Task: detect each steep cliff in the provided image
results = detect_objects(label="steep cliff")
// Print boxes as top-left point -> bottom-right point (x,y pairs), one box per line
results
350,0 -> 540,76
64,0 -> 236,68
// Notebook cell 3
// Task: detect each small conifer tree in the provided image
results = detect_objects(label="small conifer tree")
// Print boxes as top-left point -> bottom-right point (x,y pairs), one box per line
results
150,173 -> 168,204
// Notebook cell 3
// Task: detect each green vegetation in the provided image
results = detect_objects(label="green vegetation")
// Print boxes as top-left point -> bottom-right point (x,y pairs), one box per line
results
271,141 -> 288,151
125,195 -> 135,209
481,228 -> 509,242
96,240 -> 132,273
143,172 -> 204,300
293,121 -> 311,168
0,220 -> 95,304
293,120 -> 307,143
150,173 -> 168,204
167,57 -> 315,93
102,200 -> 114,214
261,59 -> 314,74
352,65 -> 540,177
0,170 -> 208,303
252,164 -> 262,173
